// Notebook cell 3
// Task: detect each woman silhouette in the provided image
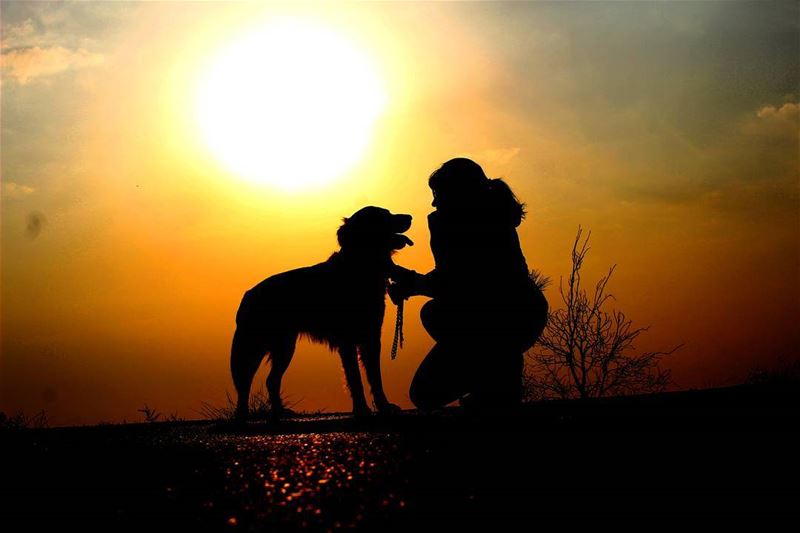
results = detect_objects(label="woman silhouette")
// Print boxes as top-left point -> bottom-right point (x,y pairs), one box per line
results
391,158 -> 547,409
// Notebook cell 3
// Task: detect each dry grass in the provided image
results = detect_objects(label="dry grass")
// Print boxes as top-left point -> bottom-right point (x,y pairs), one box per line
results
196,389 -> 306,421
0,410 -> 49,430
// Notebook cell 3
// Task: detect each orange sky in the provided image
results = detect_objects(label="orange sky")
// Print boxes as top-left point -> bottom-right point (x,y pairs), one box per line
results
2,1 -> 798,426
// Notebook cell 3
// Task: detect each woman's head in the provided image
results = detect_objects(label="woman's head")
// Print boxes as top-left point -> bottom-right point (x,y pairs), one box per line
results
429,158 -> 486,190
428,158 -> 526,226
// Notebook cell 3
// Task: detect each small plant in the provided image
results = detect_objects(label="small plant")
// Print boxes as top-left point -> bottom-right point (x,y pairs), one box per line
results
138,405 -> 161,423
0,410 -> 49,430
529,269 -> 552,291
197,389 -> 303,421
745,359 -> 800,386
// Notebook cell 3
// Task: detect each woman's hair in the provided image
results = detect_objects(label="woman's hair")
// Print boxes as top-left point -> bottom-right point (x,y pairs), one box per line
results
429,158 -> 526,227
488,177 -> 527,227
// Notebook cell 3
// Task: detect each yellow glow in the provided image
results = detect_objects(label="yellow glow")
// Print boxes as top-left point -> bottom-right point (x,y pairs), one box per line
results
194,17 -> 387,191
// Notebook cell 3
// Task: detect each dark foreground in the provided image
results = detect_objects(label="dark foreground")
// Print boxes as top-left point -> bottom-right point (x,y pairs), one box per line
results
3,384 -> 799,529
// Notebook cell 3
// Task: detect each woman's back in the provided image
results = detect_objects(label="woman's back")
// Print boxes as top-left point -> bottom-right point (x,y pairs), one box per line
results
428,206 -> 531,303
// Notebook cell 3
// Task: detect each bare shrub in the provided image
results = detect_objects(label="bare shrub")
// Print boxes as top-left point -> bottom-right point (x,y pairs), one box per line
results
526,227 -> 681,400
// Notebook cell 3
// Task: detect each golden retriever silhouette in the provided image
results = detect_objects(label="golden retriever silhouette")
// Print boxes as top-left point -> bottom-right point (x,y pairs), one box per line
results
231,206 -> 413,420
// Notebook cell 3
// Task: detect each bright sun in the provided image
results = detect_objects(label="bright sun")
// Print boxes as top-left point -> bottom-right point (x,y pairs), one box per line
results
195,18 -> 387,190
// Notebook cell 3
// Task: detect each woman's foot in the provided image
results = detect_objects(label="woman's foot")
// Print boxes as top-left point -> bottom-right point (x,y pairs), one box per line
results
459,392 -> 521,412
458,393 -> 478,410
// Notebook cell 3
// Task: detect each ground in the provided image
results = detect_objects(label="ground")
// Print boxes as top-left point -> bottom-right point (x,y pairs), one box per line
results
2,383 -> 799,529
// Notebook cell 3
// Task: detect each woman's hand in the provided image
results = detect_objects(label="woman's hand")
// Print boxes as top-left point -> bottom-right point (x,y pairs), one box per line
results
388,280 -> 410,305
388,264 -> 437,301
388,264 -> 418,304
389,264 -> 417,283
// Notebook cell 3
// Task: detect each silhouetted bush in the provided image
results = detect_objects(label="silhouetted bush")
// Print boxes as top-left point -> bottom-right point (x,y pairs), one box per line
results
525,227 -> 681,400
138,405 -> 161,423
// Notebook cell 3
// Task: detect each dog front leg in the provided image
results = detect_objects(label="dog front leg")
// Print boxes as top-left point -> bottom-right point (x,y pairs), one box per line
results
360,341 -> 401,413
340,345 -> 371,417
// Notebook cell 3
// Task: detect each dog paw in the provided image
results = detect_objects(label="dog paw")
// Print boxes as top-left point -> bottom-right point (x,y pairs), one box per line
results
277,406 -> 299,418
376,402 -> 402,414
352,404 -> 372,419
267,406 -> 296,422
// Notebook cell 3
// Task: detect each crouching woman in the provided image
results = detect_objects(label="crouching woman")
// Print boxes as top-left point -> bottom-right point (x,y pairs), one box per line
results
391,158 -> 548,409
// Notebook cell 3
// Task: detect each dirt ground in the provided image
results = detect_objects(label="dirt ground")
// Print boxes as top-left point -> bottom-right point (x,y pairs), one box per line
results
2,384 -> 799,529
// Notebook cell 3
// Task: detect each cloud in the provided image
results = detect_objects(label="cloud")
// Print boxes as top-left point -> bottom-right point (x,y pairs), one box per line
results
757,101 -> 800,121
748,102 -> 800,137
614,97 -> 799,216
0,18 -> 37,49
0,2 -> 133,50
2,181 -> 36,198
476,147 -> 521,167
1,45 -> 105,84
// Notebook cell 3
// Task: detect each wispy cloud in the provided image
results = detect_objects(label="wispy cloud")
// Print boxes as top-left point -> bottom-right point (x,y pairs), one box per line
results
476,147 -> 521,167
1,45 -> 104,84
2,181 -> 36,198
614,96 -> 799,214
0,18 -> 37,49
757,101 -> 799,120
748,102 -> 800,137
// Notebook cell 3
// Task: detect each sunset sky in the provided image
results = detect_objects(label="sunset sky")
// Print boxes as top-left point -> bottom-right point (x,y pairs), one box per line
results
2,1 -> 798,426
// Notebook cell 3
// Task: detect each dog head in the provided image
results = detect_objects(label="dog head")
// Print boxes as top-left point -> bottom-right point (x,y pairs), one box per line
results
337,206 -> 413,255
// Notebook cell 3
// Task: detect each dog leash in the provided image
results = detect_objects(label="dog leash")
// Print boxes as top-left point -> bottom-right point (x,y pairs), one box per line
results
391,299 -> 404,360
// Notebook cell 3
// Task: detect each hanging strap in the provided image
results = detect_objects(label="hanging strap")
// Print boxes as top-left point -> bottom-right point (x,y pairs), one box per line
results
390,299 -> 404,360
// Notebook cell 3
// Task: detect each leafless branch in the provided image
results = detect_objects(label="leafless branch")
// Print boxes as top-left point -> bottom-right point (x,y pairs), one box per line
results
525,227 -> 681,400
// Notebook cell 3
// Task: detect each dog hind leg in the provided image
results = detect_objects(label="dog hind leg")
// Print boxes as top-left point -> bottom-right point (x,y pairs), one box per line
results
231,327 -> 266,420
266,333 -> 297,418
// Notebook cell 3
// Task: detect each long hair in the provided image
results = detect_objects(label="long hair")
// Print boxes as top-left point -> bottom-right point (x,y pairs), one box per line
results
429,158 -> 526,227
488,177 -> 526,227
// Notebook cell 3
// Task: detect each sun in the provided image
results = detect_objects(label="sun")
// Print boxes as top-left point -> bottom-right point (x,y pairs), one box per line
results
195,17 -> 387,191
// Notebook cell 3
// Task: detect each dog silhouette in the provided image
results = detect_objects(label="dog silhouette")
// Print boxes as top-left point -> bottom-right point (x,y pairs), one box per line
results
231,206 -> 413,419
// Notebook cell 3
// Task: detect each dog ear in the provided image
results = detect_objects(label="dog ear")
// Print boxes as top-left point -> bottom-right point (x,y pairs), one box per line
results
337,217 -> 354,249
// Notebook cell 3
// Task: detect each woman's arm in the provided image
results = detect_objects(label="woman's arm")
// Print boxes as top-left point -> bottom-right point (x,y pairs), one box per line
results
389,265 -> 438,301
